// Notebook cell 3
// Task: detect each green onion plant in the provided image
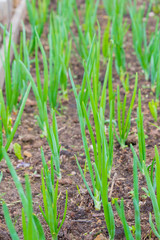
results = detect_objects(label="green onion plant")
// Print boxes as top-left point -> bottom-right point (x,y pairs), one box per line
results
69,41 -> 114,211
102,0 -> 114,16
102,0 -> 128,74
19,24 -> 30,96
19,66 -> 61,178
84,0 -> 99,42
0,24 -> 30,105
94,110 -> 115,239
43,104 -> 61,179
19,29 -> 48,131
57,0 -> 75,30
107,42 -> 115,119
0,83 -> 31,161
129,0 -> 159,85
2,27 -> 21,114
26,0 -> 50,53
115,73 -> 138,147
40,148 -> 68,240
143,145 -> 160,238
72,0 -> 99,60
2,148 -> 45,240
102,18 -> 111,61
1,145 -> 67,240
111,0 -> 128,75
113,146 -> 141,239
48,12 -> 72,108
79,35 -> 96,110
129,89 -> 147,173
19,31 -> 61,177
137,90 -> 146,166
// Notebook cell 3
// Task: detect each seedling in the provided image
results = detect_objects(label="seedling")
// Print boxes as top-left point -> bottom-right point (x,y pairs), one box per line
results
72,0 -> 99,61
40,148 -> 68,240
13,143 -> 23,160
2,146 -> 67,240
48,12 -> 72,108
143,146 -> 160,238
19,29 -> 48,131
19,23 -> 30,96
0,24 -> 30,106
94,111 -> 115,239
120,70 -> 130,94
2,148 -> 45,240
102,0 -> 114,16
0,83 -> 31,161
57,0 -> 75,29
148,99 -> 158,122
129,0 -> 159,85
111,0 -> 129,75
26,0 -> 50,52
115,73 -> 138,148
43,104 -> 61,179
102,18 -> 111,61
113,143 -> 141,239
1,27 -> 23,119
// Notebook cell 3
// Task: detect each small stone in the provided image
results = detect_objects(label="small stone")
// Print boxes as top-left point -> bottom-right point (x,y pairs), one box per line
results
23,151 -> 32,158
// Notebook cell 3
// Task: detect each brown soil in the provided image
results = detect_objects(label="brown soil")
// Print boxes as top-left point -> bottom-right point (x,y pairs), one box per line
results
0,0 -> 160,239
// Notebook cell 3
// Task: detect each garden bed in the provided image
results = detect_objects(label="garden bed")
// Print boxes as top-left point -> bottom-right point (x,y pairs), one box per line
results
0,0 -> 160,239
